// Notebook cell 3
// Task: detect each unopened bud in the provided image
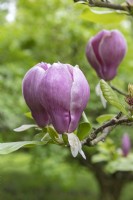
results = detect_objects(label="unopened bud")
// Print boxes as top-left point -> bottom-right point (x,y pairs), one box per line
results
86,29 -> 127,81
23,62 -> 90,134
122,133 -> 131,157
128,84 -> 133,97
125,84 -> 133,106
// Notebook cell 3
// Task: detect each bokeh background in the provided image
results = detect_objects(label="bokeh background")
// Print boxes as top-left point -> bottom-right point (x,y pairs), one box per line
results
1,0 -> 133,199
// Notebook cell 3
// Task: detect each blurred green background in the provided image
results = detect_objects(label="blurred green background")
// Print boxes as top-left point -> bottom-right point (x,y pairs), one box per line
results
1,0 -> 133,199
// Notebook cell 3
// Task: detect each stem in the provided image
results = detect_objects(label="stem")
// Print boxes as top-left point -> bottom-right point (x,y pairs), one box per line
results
73,0 -> 130,13
90,126 -> 113,145
82,111 -> 89,122
82,113 -> 133,146
109,83 -> 127,96
88,1 -> 128,12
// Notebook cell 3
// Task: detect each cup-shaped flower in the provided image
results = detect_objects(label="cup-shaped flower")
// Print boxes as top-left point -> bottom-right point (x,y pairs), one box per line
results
86,30 -> 127,81
122,133 -> 131,157
22,62 -> 90,134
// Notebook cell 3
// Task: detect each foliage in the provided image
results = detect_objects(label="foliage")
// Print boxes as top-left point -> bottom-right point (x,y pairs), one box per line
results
1,0 -> 133,199
0,150 -> 99,200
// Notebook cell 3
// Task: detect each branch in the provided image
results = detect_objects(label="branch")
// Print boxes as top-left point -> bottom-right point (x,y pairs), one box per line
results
73,0 -> 130,13
89,126 -> 113,145
82,113 -> 133,146
88,1 -> 128,12
109,83 -> 128,96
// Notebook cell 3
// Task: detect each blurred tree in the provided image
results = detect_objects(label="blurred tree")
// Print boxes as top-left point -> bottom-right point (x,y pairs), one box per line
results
1,1 -> 133,200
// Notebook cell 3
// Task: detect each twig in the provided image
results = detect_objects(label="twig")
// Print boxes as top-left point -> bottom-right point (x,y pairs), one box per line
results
82,111 -> 89,122
82,113 -> 133,146
88,1 -> 128,12
89,126 -> 113,145
73,0 -> 130,13
109,83 -> 128,96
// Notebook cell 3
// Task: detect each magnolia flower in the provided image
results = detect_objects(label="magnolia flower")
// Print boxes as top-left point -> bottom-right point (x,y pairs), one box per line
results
23,62 -> 90,134
86,30 -> 127,81
122,133 -> 131,157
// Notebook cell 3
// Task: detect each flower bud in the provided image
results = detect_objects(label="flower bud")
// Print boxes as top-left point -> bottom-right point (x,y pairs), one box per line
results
86,30 -> 127,81
22,62 -> 90,134
122,133 -> 131,157
125,84 -> 133,107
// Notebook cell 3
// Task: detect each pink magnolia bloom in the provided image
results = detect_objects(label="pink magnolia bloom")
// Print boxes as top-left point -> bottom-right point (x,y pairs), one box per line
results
22,62 -> 90,134
122,133 -> 131,157
86,30 -> 127,81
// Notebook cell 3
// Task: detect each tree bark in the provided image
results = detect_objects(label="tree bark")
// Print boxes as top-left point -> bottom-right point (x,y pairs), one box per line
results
77,155 -> 133,200
95,171 -> 124,200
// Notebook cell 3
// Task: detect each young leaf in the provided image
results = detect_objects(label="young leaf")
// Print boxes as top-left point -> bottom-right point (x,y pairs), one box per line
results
47,126 -> 64,144
33,132 -> 52,144
24,112 -> 33,119
105,155 -> 133,173
100,80 -> 128,115
96,82 -> 107,108
62,134 -> 68,145
77,122 -> 91,140
96,114 -> 116,124
80,7 -> 126,24
92,154 -> 110,163
14,124 -> 37,132
47,126 -> 59,140
0,141 -> 39,154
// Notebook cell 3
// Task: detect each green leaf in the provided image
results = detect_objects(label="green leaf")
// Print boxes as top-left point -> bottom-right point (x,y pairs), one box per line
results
14,124 -> 38,132
62,134 -> 68,145
47,126 -> 64,145
33,132 -> 51,144
0,141 -> 39,154
105,154 -> 133,173
77,122 -> 91,140
24,112 -> 33,119
80,7 -> 126,24
47,126 -> 63,144
96,114 -> 116,124
48,126 -> 59,140
100,80 -> 128,115
92,154 -> 110,163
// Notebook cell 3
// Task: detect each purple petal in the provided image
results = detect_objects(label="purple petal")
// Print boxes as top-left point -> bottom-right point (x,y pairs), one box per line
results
86,30 -> 109,79
91,30 -> 108,65
68,67 -> 90,132
39,63 -> 73,133
99,30 -> 127,80
122,133 -> 131,157
86,41 -> 104,79
22,64 -> 50,127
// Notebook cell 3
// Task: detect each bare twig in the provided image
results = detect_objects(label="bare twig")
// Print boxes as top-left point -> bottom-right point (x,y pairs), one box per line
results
82,113 -> 133,146
73,0 -> 130,13
89,126 -> 113,145
109,83 -> 128,96
88,1 -> 128,12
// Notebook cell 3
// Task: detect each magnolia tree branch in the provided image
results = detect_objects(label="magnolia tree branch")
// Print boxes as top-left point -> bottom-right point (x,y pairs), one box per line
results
88,0 -> 128,12
82,112 -> 133,146
74,0 -> 130,13
109,83 -> 128,96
